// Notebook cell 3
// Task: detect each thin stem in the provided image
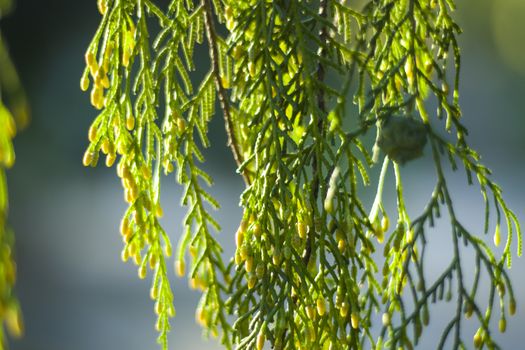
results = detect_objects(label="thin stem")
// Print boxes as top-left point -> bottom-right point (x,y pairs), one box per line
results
303,0 -> 329,267
202,0 -> 250,185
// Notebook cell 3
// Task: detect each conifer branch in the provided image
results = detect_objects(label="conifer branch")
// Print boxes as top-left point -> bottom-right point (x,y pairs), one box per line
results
302,0 -> 328,275
0,2 -> 27,342
81,1 -> 522,349
202,0 -> 249,185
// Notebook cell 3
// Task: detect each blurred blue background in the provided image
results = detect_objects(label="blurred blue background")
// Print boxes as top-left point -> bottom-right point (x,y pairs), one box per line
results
2,1 -> 524,349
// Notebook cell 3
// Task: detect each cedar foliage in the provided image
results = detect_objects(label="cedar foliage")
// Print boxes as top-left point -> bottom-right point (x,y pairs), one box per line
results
0,0 -> 28,345
82,0 -> 522,349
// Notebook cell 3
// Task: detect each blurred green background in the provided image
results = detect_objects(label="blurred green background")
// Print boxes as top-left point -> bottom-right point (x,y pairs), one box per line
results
2,1 -> 524,349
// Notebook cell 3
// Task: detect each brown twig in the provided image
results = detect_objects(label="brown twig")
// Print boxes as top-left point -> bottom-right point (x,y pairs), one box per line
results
202,0 -> 250,185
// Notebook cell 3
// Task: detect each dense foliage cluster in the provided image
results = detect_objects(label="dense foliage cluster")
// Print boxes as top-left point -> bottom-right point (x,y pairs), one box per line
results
82,0 -> 521,349
0,0 -> 27,346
